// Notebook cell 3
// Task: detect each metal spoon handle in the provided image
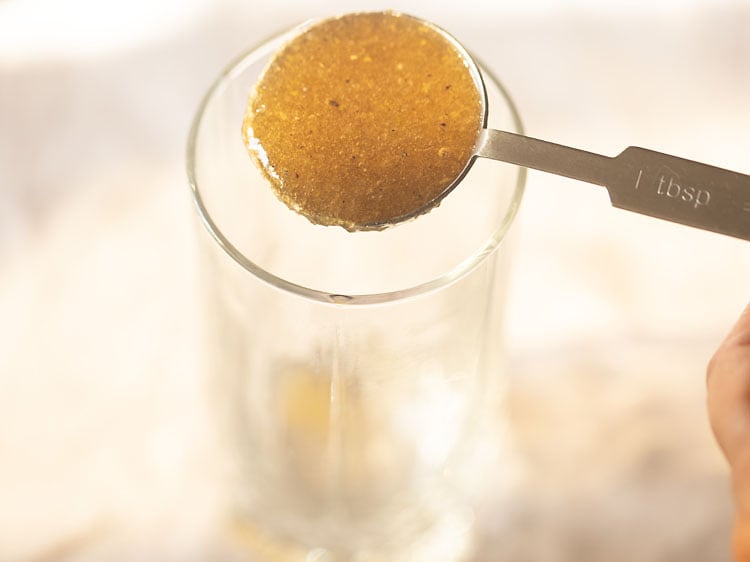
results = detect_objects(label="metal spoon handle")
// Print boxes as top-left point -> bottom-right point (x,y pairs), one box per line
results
477,129 -> 750,241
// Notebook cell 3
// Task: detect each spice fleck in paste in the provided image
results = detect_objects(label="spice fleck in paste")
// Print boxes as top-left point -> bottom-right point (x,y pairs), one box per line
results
242,12 -> 484,230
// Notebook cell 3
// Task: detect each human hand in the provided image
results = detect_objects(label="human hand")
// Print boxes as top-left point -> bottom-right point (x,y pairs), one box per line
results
707,304 -> 750,561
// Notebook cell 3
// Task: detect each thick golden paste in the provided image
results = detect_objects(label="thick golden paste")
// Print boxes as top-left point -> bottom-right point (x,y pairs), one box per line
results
242,12 -> 484,229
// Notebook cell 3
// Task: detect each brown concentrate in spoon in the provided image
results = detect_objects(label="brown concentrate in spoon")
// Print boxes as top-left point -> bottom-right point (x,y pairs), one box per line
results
242,11 -> 484,230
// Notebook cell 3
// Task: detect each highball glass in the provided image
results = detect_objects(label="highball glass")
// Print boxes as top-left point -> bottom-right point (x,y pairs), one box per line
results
187,21 -> 526,562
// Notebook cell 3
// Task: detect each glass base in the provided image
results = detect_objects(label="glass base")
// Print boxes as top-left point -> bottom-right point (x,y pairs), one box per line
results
223,507 -> 476,562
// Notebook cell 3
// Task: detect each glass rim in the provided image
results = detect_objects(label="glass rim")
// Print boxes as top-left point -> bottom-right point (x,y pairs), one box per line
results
186,18 -> 527,306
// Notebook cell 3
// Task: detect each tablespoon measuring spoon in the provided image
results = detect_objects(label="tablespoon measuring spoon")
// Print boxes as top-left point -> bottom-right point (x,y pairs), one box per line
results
243,12 -> 749,238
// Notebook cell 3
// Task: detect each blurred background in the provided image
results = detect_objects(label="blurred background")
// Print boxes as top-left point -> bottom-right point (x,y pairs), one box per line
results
1,0 -> 748,560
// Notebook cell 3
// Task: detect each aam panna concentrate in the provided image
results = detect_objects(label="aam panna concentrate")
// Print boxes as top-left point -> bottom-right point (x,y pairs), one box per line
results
242,12 -> 484,230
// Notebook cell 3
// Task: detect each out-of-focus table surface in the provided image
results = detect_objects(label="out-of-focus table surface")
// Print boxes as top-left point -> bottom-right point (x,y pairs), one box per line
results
1,1 -> 748,560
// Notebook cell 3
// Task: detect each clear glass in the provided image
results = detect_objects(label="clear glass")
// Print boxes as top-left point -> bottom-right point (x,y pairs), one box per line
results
187,21 -> 526,562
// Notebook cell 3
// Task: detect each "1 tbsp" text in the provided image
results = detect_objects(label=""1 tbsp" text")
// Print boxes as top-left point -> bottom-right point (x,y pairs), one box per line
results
656,175 -> 711,209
